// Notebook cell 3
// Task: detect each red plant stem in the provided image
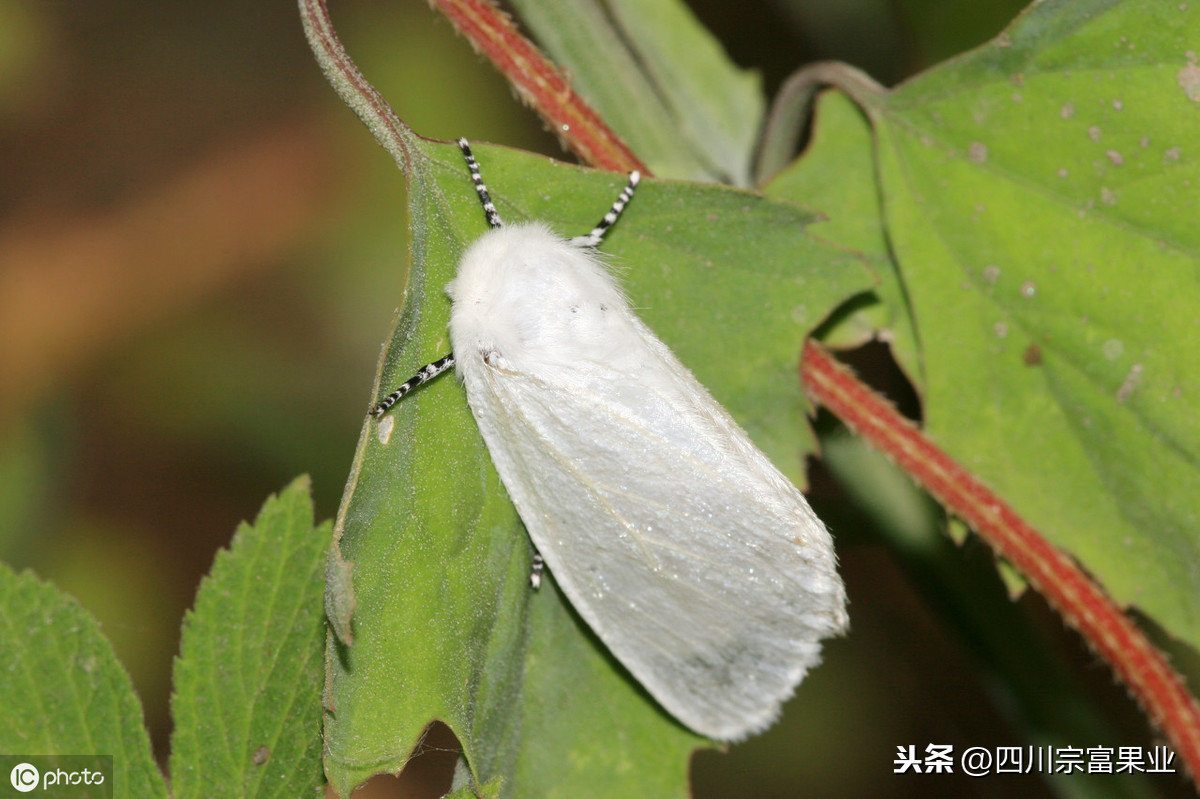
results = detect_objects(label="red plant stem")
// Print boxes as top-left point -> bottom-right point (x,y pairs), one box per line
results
801,339 -> 1200,780
429,0 -> 647,175
434,0 -> 1200,781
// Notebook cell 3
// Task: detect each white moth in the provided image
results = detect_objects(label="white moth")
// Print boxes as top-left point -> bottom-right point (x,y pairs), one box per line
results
371,139 -> 848,742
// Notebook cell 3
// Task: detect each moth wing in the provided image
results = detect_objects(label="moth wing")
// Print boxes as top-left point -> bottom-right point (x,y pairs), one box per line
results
461,323 -> 848,741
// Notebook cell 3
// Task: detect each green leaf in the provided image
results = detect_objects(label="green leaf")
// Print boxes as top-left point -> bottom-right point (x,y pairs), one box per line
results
446,777 -> 504,799
602,0 -> 765,185
511,578 -> 704,797
169,476 -> 328,799
0,564 -> 168,799
766,89 -> 921,383
509,0 -> 765,184
867,0 -> 1200,647
323,139 -> 871,797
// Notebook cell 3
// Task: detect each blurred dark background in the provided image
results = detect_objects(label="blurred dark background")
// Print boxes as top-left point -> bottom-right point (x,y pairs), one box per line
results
2,1 -> 1193,797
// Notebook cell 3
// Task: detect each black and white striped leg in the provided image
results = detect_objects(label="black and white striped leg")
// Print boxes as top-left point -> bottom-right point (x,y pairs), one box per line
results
571,171 -> 641,248
458,138 -> 503,229
369,353 -> 456,417
529,551 -> 545,590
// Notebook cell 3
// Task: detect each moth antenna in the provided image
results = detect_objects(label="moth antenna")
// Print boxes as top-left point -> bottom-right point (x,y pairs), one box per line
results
369,353 -> 456,417
571,171 -> 641,248
458,138 -> 503,229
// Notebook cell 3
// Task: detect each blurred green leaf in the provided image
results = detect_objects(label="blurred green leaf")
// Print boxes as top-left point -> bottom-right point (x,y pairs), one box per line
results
510,0 -> 764,184
322,139 -> 870,797
894,0 -> 1031,67
865,0 -> 1200,647
507,0 -> 697,179
0,419 -> 52,557
0,564 -> 168,799
169,476 -> 328,799
602,0 -> 765,185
